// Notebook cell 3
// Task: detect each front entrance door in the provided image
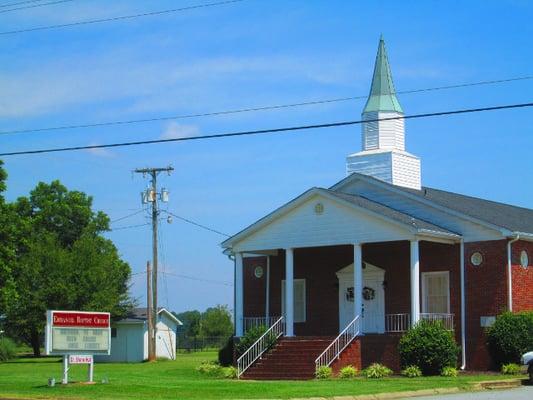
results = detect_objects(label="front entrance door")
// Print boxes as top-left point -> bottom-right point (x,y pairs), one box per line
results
337,263 -> 385,334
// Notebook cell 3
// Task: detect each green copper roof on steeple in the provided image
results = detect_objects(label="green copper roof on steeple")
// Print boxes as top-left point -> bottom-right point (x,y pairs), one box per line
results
363,35 -> 403,114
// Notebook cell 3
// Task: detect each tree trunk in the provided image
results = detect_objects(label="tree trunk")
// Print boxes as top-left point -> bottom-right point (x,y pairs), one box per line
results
30,330 -> 41,357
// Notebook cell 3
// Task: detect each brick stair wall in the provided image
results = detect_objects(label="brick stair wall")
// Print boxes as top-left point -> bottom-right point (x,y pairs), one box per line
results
241,337 -> 333,380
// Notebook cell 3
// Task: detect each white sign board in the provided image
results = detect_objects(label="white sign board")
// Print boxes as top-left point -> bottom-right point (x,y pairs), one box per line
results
45,310 -> 111,356
69,355 -> 93,364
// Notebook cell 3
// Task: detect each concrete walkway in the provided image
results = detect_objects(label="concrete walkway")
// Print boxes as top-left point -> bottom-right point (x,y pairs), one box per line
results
403,386 -> 532,400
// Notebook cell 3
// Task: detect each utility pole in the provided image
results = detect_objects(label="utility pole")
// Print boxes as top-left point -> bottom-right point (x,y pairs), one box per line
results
146,261 -> 154,361
135,166 -> 173,361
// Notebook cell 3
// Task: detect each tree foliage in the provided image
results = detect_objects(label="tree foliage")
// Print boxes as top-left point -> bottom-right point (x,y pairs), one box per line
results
0,174 -> 132,356
199,305 -> 233,338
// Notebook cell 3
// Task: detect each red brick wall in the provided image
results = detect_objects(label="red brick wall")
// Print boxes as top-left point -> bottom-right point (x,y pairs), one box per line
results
243,256 -> 267,317
512,240 -> 533,312
464,240 -> 508,370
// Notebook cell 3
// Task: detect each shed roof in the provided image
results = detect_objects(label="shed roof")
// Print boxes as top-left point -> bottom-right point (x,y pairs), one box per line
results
116,308 -> 182,326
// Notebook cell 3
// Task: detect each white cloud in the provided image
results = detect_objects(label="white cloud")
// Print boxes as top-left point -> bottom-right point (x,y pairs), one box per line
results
160,122 -> 200,139
85,145 -> 115,158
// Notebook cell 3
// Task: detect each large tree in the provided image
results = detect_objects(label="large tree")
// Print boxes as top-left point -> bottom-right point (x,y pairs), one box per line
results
2,179 -> 132,355
199,305 -> 233,338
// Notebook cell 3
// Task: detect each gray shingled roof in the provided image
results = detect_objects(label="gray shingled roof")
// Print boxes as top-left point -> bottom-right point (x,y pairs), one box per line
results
116,308 -> 162,324
333,173 -> 533,234
402,186 -> 533,233
325,189 -> 458,235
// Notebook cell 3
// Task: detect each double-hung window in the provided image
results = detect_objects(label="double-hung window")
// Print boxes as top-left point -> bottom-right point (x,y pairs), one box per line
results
281,279 -> 306,323
422,272 -> 450,314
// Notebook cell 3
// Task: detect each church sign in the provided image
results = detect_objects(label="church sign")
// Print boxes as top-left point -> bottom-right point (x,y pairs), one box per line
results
45,310 -> 111,384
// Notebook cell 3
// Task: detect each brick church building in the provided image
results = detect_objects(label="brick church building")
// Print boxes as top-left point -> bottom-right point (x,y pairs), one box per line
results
221,37 -> 533,379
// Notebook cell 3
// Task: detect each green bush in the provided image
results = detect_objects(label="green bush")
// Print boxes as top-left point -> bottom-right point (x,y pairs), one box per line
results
441,366 -> 458,377
218,337 -> 234,366
315,366 -> 332,379
487,312 -> 533,366
235,325 -> 276,356
0,337 -> 16,362
362,363 -> 393,379
501,363 -> 522,375
398,320 -> 460,375
402,365 -> 422,378
196,361 -> 236,379
339,365 -> 358,378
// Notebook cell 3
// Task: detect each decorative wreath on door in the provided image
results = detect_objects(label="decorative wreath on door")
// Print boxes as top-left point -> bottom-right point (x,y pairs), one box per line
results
362,286 -> 375,301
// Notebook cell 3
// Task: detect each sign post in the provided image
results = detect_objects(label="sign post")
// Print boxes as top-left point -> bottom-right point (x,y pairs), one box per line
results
45,310 -> 110,384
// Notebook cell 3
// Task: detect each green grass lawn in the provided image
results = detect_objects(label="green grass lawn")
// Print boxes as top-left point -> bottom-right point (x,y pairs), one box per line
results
0,352 -> 515,400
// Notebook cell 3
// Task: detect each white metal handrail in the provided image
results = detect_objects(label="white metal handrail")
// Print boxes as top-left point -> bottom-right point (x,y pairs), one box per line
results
243,316 -> 278,333
420,313 -> 454,330
237,316 -> 284,378
385,313 -> 411,332
315,315 -> 361,370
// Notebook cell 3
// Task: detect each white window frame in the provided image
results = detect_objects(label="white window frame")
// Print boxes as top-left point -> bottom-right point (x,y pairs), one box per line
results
421,271 -> 450,314
281,279 -> 306,323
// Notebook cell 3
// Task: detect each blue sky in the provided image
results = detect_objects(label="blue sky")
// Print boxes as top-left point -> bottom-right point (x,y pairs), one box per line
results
1,0 -> 532,314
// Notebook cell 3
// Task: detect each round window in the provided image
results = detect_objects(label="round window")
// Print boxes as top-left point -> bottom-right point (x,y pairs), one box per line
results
520,250 -> 529,269
470,252 -> 483,266
254,266 -> 264,279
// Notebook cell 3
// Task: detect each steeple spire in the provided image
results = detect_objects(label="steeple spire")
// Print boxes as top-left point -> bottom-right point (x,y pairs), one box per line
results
363,35 -> 403,114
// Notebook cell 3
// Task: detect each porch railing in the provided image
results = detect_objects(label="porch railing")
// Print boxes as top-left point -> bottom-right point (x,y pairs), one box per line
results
243,316 -> 278,333
420,313 -> 454,330
315,315 -> 361,370
385,313 -> 411,332
237,316 -> 284,379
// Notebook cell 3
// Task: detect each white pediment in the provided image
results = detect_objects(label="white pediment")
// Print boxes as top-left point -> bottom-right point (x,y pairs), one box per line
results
229,189 -> 414,253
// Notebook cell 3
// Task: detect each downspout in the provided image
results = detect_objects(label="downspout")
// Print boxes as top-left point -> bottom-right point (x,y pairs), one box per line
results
460,239 -> 466,370
507,234 -> 520,312
265,256 -> 270,318
227,252 -> 236,335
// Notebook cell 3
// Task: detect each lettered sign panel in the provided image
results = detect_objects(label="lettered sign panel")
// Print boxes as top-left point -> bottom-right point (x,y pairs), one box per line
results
45,310 -> 111,355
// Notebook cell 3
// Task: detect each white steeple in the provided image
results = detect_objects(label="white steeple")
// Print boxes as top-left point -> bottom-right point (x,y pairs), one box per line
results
346,36 -> 421,190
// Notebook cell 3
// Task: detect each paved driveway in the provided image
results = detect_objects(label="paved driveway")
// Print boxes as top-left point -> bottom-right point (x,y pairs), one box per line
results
407,386 -> 532,400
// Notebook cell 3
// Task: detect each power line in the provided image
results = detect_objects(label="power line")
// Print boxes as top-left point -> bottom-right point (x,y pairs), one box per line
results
0,0 -> 47,8
110,209 -> 146,224
161,271 -> 233,287
1,102 -> 532,157
0,0 -> 244,35
2,75 -> 531,136
162,210 -> 230,237
111,222 -> 150,231
131,270 -> 233,287
0,0 -> 74,14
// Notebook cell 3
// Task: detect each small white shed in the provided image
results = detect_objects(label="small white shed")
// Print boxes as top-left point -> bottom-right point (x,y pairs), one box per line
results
96,308 -> 182,363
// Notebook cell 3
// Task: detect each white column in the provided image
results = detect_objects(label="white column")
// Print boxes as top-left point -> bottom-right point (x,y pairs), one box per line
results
410,240 -> 420,326
235,252 -> 244,337
285,248 -> 294,337
354,244 -> 363,321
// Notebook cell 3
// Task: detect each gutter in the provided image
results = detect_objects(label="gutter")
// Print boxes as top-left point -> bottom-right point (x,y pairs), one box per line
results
507,234 -> 520,312
460,239 -> 466,370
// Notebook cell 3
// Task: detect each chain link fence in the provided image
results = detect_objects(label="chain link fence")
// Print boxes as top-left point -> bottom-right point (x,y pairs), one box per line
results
176,336 -> 228,353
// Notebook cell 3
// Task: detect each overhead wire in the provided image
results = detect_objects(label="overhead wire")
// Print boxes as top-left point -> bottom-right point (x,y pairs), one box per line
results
1,75 -> 531,136
2,102 -> 532,157
0,0 -> 48,8
111,222 -> 150,231
0,0 -> 245,35
0,0 -> 75,14
110,209 -> 145,224
162,210 -> 230,237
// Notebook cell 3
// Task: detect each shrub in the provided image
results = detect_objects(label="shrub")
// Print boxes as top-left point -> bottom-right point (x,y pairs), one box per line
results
235,325 -> 276,356
196,361 -> 236,379
402,365 -> 422,378
487,311 -> 533,366
398,320 -> 460,375
0,337 -> 16,362
441,366 -> 458,377
501,363 -> 522,375
315,366 -> 332,379
339,365 -> 358,379
218,337 -> 234,366
362,363 -> 393,379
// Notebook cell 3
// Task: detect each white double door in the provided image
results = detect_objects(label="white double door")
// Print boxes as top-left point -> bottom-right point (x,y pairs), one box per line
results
338,263 -> 385,334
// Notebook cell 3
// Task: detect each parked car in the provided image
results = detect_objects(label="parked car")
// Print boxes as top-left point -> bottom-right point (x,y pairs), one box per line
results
521,351 -> 533,383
